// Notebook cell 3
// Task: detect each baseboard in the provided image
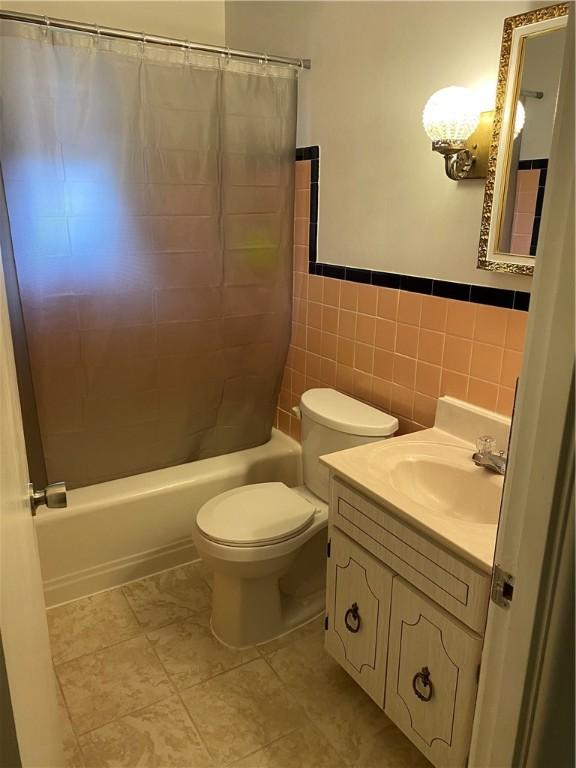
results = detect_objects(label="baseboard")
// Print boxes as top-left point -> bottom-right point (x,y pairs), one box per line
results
43,537 -> 198,607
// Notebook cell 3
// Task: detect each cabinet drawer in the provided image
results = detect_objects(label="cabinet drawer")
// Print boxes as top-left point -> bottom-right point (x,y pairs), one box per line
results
385,578 -> 482,768
331,478 -> 490,634
325,528 -> 393,707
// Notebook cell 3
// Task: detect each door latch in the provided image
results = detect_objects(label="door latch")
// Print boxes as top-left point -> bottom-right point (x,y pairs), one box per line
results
28,481 -> 67,516
491,564 -> 514,608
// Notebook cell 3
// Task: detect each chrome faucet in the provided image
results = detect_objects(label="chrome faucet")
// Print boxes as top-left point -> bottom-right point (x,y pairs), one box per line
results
472,436 -> 507,475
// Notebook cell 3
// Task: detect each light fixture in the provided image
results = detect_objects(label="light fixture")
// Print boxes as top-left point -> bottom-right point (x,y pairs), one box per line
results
423,86 -> 485,180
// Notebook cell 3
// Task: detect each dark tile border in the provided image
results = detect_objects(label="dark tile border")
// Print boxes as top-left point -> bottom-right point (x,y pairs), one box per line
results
296,148 -> 530,312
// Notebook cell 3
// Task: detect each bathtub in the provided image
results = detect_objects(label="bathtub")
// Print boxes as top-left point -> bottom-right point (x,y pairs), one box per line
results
35,429 -> 302,607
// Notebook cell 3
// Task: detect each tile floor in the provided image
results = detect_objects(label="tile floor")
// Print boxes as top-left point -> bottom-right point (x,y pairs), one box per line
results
49,562 -> 430,768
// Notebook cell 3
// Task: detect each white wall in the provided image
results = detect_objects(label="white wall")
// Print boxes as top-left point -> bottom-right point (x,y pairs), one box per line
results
1,1 -> 225,44
519,28 -> 566,161
226,1 -> 533,291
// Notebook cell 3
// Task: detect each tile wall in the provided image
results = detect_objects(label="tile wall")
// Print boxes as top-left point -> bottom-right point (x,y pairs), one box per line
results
275,159 -> 528,440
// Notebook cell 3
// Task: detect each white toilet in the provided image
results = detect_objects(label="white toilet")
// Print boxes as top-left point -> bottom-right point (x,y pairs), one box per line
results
193,388 -> 398,648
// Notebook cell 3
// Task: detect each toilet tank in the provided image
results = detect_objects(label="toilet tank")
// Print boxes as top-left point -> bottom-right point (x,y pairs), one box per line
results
299,388 -> 398,502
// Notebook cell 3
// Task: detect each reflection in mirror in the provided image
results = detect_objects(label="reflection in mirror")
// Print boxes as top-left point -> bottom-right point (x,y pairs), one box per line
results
499,28 -> 566,257
477,4 -> 568,276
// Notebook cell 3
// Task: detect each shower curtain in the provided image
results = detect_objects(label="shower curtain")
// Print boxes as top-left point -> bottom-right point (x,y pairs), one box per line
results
0,21 -> 297,488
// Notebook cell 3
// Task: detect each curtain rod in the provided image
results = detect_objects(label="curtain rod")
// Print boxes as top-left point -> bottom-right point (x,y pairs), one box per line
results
0,8 -> 312,70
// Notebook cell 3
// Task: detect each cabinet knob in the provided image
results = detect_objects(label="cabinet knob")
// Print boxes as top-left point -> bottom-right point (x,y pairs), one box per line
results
344,602 -> 361,633
412,666 -> 433,702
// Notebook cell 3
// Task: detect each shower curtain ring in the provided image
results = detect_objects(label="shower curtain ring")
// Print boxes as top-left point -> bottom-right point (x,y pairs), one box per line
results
42,15 -> 50,38
92,24 -> 101,46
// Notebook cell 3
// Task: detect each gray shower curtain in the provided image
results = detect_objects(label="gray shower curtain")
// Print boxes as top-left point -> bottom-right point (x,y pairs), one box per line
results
0,20 -> 297,488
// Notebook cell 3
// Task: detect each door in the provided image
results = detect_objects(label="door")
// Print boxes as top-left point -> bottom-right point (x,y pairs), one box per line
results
0,257 -> 63,765
325,527 -> 393,706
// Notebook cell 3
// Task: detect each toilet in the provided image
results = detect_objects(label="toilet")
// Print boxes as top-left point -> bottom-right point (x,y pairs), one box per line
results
193,388 -> 398,648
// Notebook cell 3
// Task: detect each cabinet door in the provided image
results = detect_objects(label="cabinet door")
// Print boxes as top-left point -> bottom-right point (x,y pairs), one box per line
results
385,578 -> 483,768
325,528 -> 393,707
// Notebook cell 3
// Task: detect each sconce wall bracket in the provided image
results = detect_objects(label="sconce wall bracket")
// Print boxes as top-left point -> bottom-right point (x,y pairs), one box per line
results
432,111 -> 494,181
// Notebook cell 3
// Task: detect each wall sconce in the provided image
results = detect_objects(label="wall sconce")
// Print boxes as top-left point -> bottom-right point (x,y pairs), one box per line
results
423,86 -> 490,181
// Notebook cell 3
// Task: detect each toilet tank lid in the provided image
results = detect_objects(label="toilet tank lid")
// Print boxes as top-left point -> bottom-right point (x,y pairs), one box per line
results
300,388 -> 398,437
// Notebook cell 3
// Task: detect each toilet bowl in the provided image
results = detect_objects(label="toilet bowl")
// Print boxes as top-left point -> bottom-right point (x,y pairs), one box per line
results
193,388 -> 398,648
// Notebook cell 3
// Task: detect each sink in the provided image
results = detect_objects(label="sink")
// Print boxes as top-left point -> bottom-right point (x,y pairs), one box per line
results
380,442 -> 503,525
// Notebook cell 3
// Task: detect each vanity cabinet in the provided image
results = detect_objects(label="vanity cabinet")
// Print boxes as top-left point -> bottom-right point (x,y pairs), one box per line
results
325,477 -> 489,768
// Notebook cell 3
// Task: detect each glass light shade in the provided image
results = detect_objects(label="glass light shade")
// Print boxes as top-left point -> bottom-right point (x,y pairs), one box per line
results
423,86 -> 481,143
514,101 -> 526,138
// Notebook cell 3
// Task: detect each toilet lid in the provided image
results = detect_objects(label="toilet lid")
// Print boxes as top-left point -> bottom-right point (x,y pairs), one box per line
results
196,482 -> 317,547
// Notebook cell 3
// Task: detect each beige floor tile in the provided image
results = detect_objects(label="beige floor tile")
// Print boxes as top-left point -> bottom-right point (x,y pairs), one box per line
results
181,658 -> 306,766
349,724 -> 432,768
56,635 -> 173,734
230,723 -> 345,768
78,695 -> 214,768
48,590 -> 141,664
257,614 -> 324,656
56,679 -> 85,768
147,611 -> 258,690
122,563 -> 212,630
266,630 -> 399,766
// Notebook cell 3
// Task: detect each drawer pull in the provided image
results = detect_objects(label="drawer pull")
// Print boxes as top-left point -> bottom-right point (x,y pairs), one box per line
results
344,602 -> 361,633
412,666 -> 433,702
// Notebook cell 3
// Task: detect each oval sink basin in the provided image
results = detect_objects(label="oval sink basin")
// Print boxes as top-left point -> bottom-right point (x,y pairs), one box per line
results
380,442 -> 503,525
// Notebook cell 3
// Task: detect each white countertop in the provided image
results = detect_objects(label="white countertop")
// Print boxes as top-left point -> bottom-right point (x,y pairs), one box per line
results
321,428 -> 499,573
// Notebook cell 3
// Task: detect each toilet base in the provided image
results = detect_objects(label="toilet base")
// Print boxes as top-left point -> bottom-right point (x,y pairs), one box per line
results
210,568 -> 325,649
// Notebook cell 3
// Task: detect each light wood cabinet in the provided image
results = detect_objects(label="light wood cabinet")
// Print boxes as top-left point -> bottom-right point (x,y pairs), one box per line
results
325,528 -> 393,706
325,477 -> 488,768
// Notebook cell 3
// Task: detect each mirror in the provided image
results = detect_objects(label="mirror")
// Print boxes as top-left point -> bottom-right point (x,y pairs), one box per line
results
478,4 -> 568,275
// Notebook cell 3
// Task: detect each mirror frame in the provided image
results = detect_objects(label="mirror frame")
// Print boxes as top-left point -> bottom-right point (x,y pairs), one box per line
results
477,3 -> 568,276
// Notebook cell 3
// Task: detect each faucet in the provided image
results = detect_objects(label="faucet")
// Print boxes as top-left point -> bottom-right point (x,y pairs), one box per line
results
472,436 -> 507,475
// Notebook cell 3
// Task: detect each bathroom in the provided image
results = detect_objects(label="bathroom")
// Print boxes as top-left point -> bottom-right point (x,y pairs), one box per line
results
0,1 -> 573,767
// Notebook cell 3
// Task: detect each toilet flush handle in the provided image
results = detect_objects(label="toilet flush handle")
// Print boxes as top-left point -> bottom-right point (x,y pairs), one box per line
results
291,405 -> 301,419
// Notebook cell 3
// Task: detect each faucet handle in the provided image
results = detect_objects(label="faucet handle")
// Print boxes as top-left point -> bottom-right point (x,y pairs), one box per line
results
476,435 -> 496,456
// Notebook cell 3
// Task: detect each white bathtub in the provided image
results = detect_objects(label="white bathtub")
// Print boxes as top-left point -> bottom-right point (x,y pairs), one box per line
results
35,429 -> 302,607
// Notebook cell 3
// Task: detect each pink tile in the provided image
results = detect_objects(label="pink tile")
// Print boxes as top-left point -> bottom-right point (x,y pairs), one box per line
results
340,282 -> 358,312
443,335 -> 472,374
320,357 -> 337,387
440,370 -> 468,400
293,297 -> 307,325
291,322 -> 306,349
322,305 -> 339,334
505,310 -> 528,351
371,377 -> 391,411
338,310 -> 357,340
510,234 -> 531,255
395,323 -> 419,358
323,278 -> 341,307
390,384 -> 414,419
308,275 -> 324,303
335,364 -> 354,395
397,292 -> 422,326
413,393 -> 437,428
354,342 -> 374,374
393,355 -> 416,389
496,386 -> 516,416
307,301 -> 323,330
294,246 -> 308,273
295,188 -> 310,219
292,347 -> 305,374
515,191 -> 538,216
420,296 -> 447,332
474,305 -> 507,347
294,217 -> 309,247
337,337 -> 355,367
516,168 -> 539,193
415,361 -> 441,398
470,342 -> 503,384
377,288 -> 399,320
307,327 -> 322,355
356,314 -> 376,345
321,332 -> 338,361
512,213 -> 534,236
374,349 -> 394,381
292,371 -> 306,398
353,369 -> 372,401
306,353 -> 322,381
295,160 -> 311,191
467,378 -> 498,411
446,300 -> 476,338
357,284 -> 378,316
294,272 -> 307,299
277,409 -> 290,434
500,349 -> 522,388
375,318 -> 396,351
418,329 -> 444,365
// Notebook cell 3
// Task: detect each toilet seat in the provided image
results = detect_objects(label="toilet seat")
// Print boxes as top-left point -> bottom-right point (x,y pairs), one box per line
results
196,482 -> 318,548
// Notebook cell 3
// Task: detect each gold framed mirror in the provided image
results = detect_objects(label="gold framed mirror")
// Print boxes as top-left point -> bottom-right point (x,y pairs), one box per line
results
477,3 -> 568,275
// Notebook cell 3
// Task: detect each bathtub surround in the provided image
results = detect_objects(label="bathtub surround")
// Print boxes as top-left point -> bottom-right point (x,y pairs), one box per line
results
0,20 -> 297,488
51,561 -> 429,768
275,157 -> 527,439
